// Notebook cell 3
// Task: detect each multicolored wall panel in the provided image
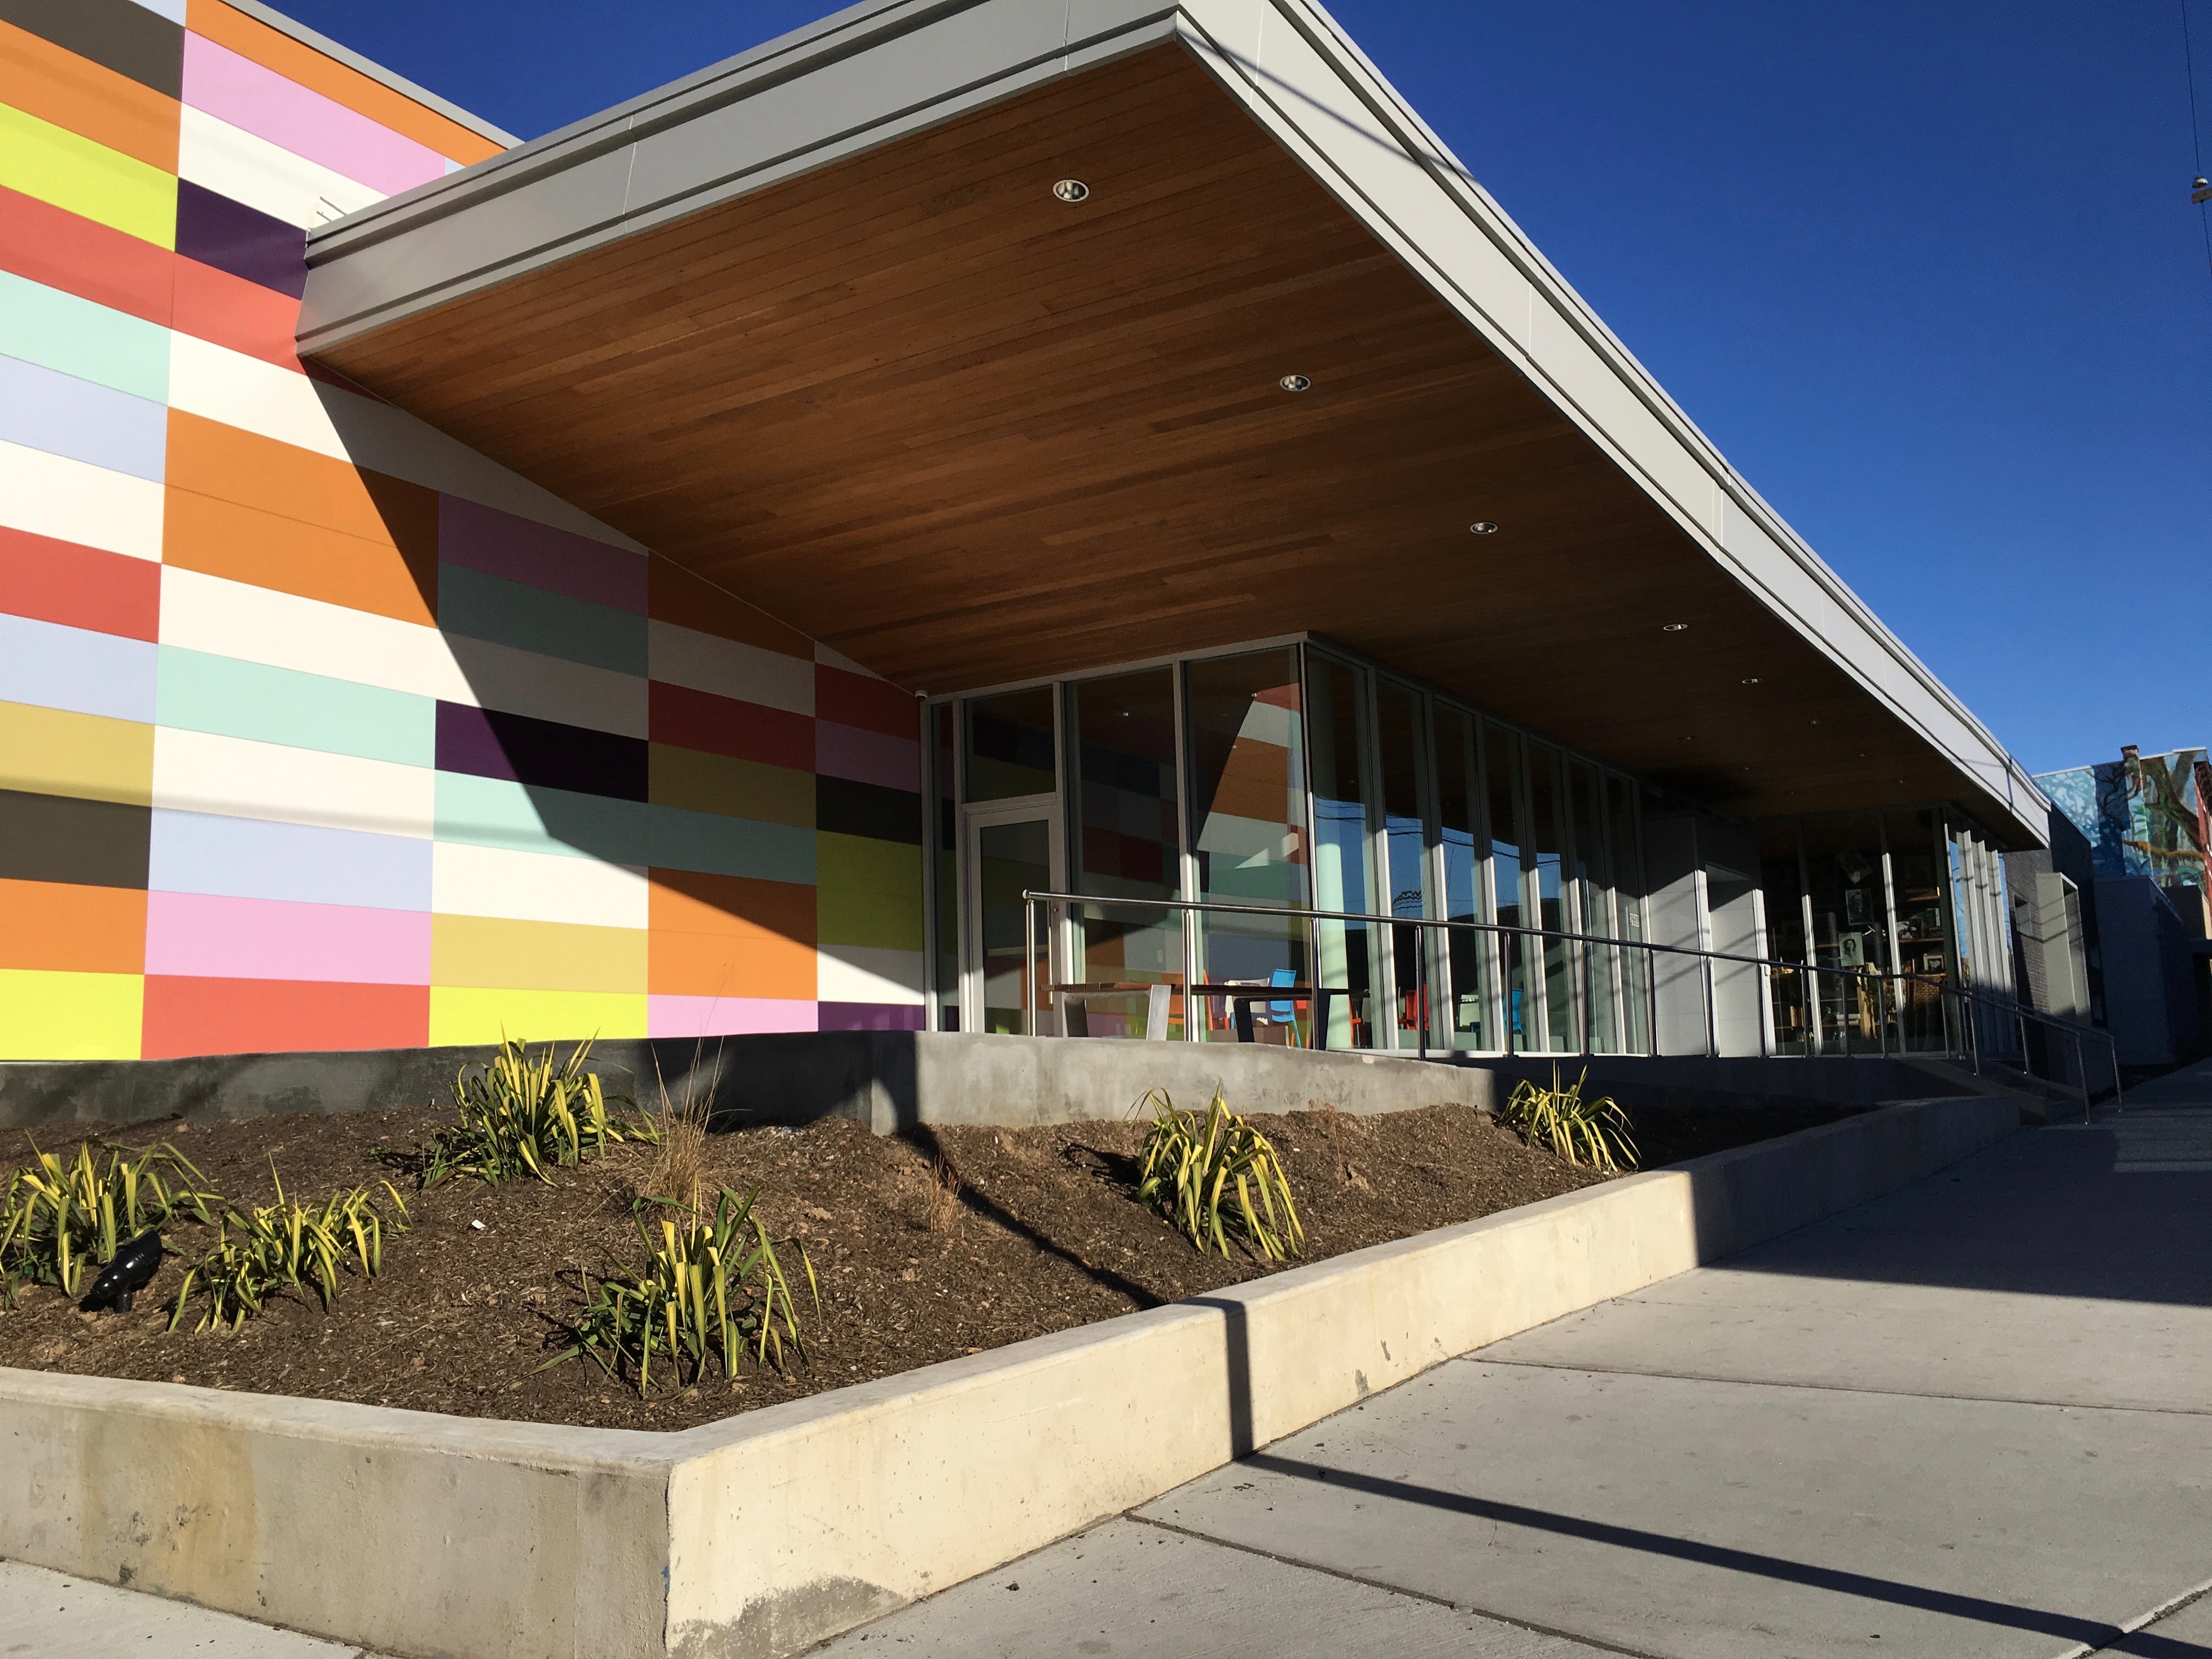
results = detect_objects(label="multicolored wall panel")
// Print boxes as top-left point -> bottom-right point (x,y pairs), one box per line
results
0,0 -> 926,1061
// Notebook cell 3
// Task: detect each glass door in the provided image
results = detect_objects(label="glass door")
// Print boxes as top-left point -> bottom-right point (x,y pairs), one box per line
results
962,798 -> 1063,1035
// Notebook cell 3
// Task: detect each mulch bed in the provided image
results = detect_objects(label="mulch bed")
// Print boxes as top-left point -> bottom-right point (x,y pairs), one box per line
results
0,1096 -> 1856,1432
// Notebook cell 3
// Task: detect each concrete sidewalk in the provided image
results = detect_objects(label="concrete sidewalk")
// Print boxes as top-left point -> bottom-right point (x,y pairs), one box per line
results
819,1096 -> 2212,1658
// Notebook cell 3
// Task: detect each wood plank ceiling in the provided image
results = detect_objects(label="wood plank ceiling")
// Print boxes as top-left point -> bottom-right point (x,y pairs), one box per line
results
315,43 -> 2002,830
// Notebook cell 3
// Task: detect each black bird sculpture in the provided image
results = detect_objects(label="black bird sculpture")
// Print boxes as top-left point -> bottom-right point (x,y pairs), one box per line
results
81,1229 -> 166,1313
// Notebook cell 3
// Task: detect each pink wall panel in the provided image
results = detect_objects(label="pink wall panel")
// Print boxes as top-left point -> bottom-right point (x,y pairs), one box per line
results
180,32 -> 447,195
815,720 -> 921,792
648,994 -> 820,1039
145,890 -> 433,984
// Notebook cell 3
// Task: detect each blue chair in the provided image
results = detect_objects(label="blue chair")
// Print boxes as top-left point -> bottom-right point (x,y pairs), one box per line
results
1267,967 -> 1299,1036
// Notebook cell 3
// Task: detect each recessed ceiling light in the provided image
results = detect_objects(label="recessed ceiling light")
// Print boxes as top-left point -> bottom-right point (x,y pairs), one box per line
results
1052,178 -> 1090,202
1741,676 -> 1760,685
1808,719 -> 1820,726
1279,374 -> 1312,392
1469,521 -> 1498,535
1661,622 -> 1689,632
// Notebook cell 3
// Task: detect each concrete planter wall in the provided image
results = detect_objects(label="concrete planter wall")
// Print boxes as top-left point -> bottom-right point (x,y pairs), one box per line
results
0,1093 -> 2021,1659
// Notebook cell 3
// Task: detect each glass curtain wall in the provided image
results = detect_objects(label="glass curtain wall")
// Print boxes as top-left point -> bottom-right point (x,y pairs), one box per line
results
924,640 -> 1648,1054
1755,811 -> 1971,1057
1435,707 -> 1491,1048
1376,681 -> 1432,1048
1568,759 -> 1618,1052
1485,721 -> 1533,1051
1065,669 -> 1183,1038
1186,649 -> 1311,1043
1523,742 -> 1579,1051
930,703 -> 959,1030
1609,775 -> 1651,1052
1307,656 -> 1379,1050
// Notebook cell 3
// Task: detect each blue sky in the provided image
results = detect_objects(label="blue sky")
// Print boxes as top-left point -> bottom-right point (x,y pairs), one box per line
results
289,1 -> 2211,777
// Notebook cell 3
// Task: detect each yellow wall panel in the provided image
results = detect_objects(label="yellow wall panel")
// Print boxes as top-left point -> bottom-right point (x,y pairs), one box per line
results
0,101 -> 175,248
430,914 -> 647,994
427,986 -> 648,1048
0,701 -> 154,805
0,968 -> 143,1059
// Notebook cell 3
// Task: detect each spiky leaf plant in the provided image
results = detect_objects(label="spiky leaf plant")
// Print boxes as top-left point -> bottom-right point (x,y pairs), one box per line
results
0,1139 -> 219,1302
425,1036 -> 644,1189
544,1186 -> 814,1396
1134,1087 -> 1304,1262
169,1168 -> 409,1333
1498,1066 -> 1639,1172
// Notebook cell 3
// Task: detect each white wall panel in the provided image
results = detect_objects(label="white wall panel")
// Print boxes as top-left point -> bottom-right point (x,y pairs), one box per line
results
648,620 -> 814,714
445,634 -> 649,737
178,105 -> 384,229
157,567 -> 473,701
0,439 -> 163,561
430,840 -> 649,928
152,726 -> 436,839
166,332 -> 343,459
817,944 -> 926,1005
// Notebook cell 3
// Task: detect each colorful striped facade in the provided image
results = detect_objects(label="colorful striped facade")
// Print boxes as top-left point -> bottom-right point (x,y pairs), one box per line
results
0,0 -> 926,1062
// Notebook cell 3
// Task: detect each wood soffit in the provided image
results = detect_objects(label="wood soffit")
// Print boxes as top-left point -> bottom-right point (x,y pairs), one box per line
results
315,44 -> 2003,829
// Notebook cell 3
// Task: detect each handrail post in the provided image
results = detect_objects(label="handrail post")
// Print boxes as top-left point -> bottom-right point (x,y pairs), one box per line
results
1702,953 -> 1717,1059
1021,893 -> 1034,1037
2073,1028 -> 2090,1120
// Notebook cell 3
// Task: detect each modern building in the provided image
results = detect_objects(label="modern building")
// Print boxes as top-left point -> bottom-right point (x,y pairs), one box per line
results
2032,747 -> 2209,1067
0,0 -> 2076,1097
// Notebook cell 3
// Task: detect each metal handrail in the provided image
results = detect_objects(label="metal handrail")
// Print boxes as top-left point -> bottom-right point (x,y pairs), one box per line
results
1015,888 -> 2122,1118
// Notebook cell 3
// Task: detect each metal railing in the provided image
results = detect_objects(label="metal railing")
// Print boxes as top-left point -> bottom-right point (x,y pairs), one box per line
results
1015,889 -> 2123,1118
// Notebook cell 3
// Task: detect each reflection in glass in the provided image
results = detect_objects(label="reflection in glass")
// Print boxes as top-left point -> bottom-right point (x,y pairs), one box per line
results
1887,810 -> 1950,1051
1569,759 -> 1617,1053
1436,707 -> 1489,1048
1525,741 -> 1579,1051
931,703 -> 959,1031
1378,681 -> 1430,1049
965,687 -> 1056,802
1485,721 -> 1531,1050
1186,650 -> 1310,1043
1803,815 -> 1888,1056
1308,657 -> 1378,1049
1067,669 -> 1183,1038
977,817 -> 1051,1035
1759,821 -> 1810,1055
1607,775 -> 1650,1052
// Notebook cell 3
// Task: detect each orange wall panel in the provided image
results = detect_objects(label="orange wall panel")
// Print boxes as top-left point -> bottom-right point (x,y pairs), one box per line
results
184,0 -> 504,166
650,870 -> 816,998
0,20 -> 180,173
172,256 -> 303,371
0,878 -> 146,973
163,487 -> 438,624
142,976 -> 428,1059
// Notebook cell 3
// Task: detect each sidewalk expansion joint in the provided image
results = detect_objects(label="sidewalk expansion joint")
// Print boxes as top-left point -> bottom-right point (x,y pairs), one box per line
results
1124,1511 -> 1668,1659
1463,1356 -> 2212,1418
2049,1571 -> 2212,1658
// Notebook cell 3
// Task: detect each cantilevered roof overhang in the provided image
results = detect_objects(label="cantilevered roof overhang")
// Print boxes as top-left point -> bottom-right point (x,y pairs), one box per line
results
298,0 -> 2047,847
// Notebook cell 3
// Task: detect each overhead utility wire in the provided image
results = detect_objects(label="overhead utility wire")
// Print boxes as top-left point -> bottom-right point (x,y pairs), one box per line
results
2187,0 -> 2212,285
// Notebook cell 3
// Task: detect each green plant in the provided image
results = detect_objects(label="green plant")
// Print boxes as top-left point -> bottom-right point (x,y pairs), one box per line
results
0,1139 -> 220,1302
1133,1087 -> 1304,1261
170,1169 -> 409,1332
544,1187 -> 814,1395
1499,1066 -> 1639,1171
425,1036 -> 643,1188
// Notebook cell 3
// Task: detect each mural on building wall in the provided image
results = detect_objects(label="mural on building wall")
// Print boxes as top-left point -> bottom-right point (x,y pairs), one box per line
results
0,0 -> 924,1061
2034,746 -> 2209,897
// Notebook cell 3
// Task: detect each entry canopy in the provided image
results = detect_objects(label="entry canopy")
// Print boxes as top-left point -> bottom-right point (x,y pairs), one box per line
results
300,0 -> 2046,847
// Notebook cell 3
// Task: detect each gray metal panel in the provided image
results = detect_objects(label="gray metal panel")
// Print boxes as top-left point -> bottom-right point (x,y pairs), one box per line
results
224,0 -> 520,147
298,0 -> 2047,847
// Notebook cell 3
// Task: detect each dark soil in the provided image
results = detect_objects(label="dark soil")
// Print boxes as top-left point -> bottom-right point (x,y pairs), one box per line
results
0,1097 -> 1855,1432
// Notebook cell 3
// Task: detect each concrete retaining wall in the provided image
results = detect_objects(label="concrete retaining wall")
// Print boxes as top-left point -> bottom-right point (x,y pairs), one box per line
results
0,1093 -> 2021,1659
5,1030 -> 1963,1133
